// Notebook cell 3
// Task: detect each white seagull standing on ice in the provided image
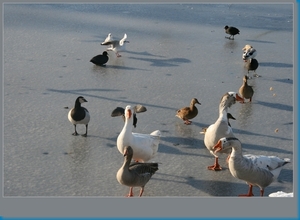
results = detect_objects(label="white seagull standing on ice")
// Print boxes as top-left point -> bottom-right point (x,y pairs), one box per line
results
101,33 -> 129,57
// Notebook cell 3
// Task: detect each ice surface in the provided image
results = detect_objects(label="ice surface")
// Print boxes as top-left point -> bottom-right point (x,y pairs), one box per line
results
3,3 -> 293,197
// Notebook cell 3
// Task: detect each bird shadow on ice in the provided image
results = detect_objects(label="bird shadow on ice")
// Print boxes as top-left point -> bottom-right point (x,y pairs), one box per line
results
92,64 -> 149,72
47,88 -> 125,103
125,50 -> 166,58
107,65 -> 150,71
233,128 -> 292,142
47,88 -> 122,94
157,142 -> 209,158
194,122 -> 292,144
128,56 -> 191,67
185,178 -> 248,196
50,86 -> 180,111
161,136 -> 202,147
240,142 -> 292,155
154,172 -> 247,196
256,100 -> 293,112
185,178 -> 289,197
48,88 -> 168,112
152,170 -> 291,196
259,62 -> 293,68
172,121 -> 292,153
160,131 -> 292,155
100,135 -> 118,148
274,78 -> 293,84
245,39 -> 275,44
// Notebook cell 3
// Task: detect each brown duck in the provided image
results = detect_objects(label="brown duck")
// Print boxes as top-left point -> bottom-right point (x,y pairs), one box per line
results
116,146 -> 159,197
176,98 -> 201,125
239,75 -> 254,103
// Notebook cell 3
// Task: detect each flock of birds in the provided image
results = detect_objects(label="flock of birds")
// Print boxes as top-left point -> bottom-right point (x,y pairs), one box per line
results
90,33 -> 129,66
66,26 -> 291,197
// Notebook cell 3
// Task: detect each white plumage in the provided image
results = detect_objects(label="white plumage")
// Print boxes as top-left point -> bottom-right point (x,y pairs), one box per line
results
117,105 -> 161,162
242,44 -> 257,61
204,92 -> 244,171
101,33 -> 113,44
213,137 -> 290,197
101,33 -> 129,57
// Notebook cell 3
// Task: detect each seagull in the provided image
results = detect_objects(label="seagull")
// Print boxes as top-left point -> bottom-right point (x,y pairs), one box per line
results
101,33 -> 113,44
101,33 -> 129,57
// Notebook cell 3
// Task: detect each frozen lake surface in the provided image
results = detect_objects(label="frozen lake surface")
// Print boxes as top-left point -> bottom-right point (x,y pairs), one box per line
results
2,2 -> 295,217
